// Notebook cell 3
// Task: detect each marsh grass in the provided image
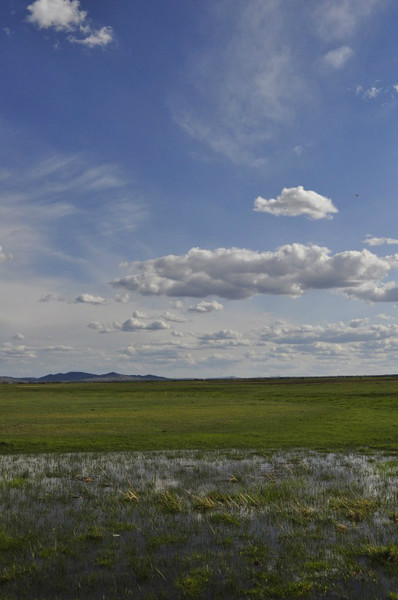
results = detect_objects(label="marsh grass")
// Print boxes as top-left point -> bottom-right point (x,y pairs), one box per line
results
0,450 -> 397,598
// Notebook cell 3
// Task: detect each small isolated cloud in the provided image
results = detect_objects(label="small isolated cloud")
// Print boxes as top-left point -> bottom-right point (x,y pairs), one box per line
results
26,0 -> 113,48
323,46 -> 353,69
74,293 -> 108,305
87,317 -> 170,333
356,84 -> 383,99
253,186 -> 338,220
364,236 -> 398,246
120,318 -> 169,332
199,329 -> 241,341
13,332 -> 25,340
114,293 -> 130,304
69,26 -> 113,48
364,86 -> 381,99
161,312 -> 187,323
26,0 -> 87,31
0,245 -> 12,262
39,293 -> 65,302
188,300 -> 224,313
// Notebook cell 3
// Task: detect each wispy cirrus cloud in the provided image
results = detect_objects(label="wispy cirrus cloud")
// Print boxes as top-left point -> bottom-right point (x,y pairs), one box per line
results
172,1 -> 308,167
172,0 -> 389,167
313,0 -> 387,42
0,155 -> 147,272
253,186 -> 338,220
26,0 -> 113,48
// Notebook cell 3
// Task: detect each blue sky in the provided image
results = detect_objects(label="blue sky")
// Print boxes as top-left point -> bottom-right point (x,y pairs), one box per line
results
1,0 -> 398,377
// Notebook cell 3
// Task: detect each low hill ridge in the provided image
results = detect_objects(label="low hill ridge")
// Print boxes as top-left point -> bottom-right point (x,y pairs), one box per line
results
0,371 -> 168,383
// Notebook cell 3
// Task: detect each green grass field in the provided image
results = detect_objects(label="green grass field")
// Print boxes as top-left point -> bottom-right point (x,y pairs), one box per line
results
1,376 -> 397,453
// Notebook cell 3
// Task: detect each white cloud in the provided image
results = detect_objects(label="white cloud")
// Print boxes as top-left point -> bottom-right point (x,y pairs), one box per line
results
74,293 -> 108,305
26,0 -> 113,48
161,312 -> 187,323
198,329 -> 241,341
69,26 -> 113,48
120,318 -> 169,332
0,245 -> 12,263
27,0 -> 86,31
114,293 -> 130,304
38,293 -> 65,303
364,236 -> 398,246
254,186 -> 338,220
364,86 -> 382,99
323,46 -> 354,69
259,318 -> 398,345
346,282 -> 398,302
112,244 -> 390,301
188,300 -> 224,313
87,317 -> 170,333
131,311 -> 147,319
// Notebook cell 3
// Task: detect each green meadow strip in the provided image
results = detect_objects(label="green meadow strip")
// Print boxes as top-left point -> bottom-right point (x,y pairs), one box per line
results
0,377 -> 397,453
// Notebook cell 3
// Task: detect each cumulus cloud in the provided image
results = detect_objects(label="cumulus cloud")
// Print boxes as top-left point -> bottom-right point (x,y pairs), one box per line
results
188,300 -> 224,313
121,318 -> 169,332
346,282 -> 398,303
260,319 -> 398,345
198,329 -> 241,341
323,46 -> 354,69
364,236 -> 398,246
112,243 -> 389,300
26,0 -> 113,48
254,186 -> 338,220
0,245 -> 12,262
74,293 -> 108,305
87,317 -> 170,333
161,312 -> 187,323
26,0 -> 86,31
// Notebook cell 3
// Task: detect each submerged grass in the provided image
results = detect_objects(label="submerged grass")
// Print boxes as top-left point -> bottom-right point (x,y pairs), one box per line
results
0,449 -> 397,599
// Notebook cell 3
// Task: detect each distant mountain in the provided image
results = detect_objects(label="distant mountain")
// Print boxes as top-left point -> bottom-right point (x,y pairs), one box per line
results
0,371 -> 168,383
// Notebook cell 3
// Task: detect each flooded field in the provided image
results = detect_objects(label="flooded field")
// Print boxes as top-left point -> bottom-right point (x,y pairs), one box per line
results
1,450 -> 398,599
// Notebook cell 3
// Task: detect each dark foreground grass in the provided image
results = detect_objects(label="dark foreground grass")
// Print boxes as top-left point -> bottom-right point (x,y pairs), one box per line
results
0,376 -> 398,453
0,450 -> 398,600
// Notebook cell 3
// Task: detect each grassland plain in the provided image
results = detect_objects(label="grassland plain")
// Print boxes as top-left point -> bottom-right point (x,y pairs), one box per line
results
1,377 -> 398,599
0,377 -> 397,453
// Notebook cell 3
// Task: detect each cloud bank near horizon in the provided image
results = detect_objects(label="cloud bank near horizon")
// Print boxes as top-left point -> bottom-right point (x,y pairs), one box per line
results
112,243 -> 395,302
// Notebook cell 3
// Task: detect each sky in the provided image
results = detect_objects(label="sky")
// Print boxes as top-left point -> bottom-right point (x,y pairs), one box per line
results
1,0 -> 398,378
